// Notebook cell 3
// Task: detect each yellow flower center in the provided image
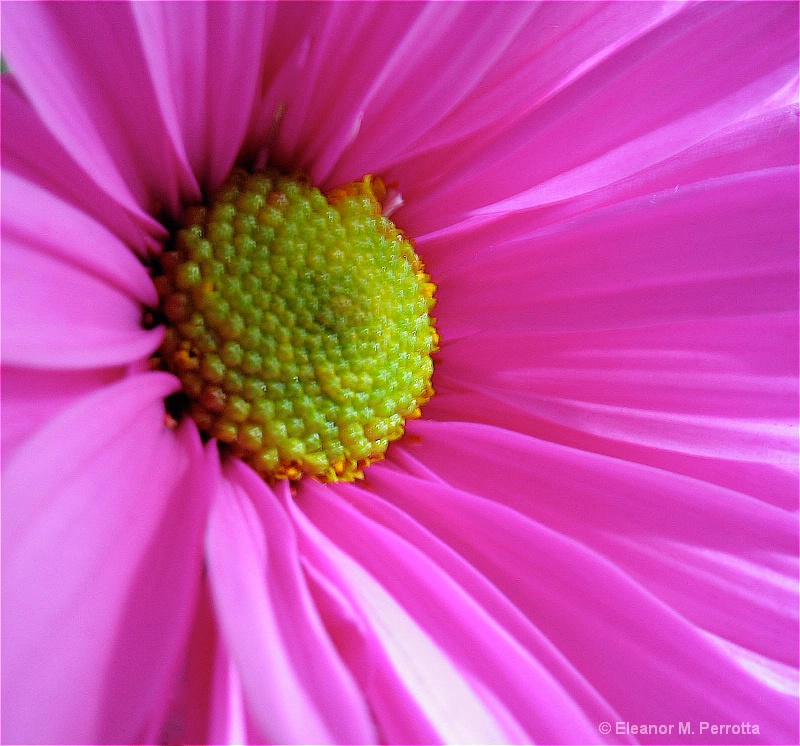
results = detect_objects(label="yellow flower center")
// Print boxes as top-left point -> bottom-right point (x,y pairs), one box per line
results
154,168 -> 437,482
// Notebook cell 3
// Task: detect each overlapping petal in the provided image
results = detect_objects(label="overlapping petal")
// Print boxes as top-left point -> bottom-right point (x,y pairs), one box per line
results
205,461 -> 375,744
0,1 -> 197,218
1,373 -> 213,744
399,1 -> 798,234
0,1 -> 797,744
1,77 -> 163,254
295,478 -> 613,744
378,423 -> 799,742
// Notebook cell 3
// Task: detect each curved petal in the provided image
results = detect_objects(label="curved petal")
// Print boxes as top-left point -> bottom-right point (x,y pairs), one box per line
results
1,77 -> 163,254
204,461 -> 375,745
2,170 -> 159,307
432,168 -> 797,338
1,372 -> 213,744
1,1 -> 197,217
398,421 -> 798,689
399,2 -> 798,234
382,3 -> 683,175
0,365 -> 124,465
372,428 -> 799,743
1,236 -> 163,369
415,102 -> 799,254
131,1 -> 272,193
287,486 -> 530,745
429,311 -> 798,504
288,1 -> 539,187
164,576 -> 254,745
295,478 -> 606,744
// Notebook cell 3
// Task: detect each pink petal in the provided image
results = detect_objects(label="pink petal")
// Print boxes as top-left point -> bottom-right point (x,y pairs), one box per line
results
168,578 -> 252,745
204,461 -> 375,745
0,366 -> 124,465
2,170 -> 159,307
383,3 -> 683,175
1,372 -> 213,744
288,487 -> 528,745
295,478 -> 607,744
433,168 -> 797,338
2,235 -> 163,368
131,2 -> 272,193
415,102 -> 799,255
391,419 -> 798,741
295,2 -> 538,187
1,1 -> 197,217
1,77 -> 164,254
400,2 -> 797,234
429,311 -> 798,504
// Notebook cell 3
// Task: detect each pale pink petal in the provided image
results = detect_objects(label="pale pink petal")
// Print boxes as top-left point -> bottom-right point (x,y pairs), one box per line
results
2,171 -> 158,307
0,366 -> 124,465
131,2 -> 272,193
204,461 -> 375,745
432,168 -> 797,338
2,236 -> 163,369
1,372 -> 213,744
296,478 -> 608,744
1,77 -> 164,254
370,432 -> 798,743
1,1 -> 197,217
430,312 -> 797,504
393,419 -> 798,735
288,488 -> 529,745
399,2 -> 797,234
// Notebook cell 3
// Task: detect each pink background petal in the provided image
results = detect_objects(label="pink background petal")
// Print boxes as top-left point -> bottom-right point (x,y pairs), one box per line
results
297,478 -> 606,744
2,373 -> 213,744
1,77 -> 164,254
398,2 -> 798,234
131,1 -> 272,194
1,366 -> 124,465
205,462 -> 375,744
377,427 -> 799,743
2,236 -> 163,369
1,1 -> 198,218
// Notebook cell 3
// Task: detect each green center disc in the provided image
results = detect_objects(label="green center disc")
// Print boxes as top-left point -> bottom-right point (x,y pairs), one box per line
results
155,168 -> 438,482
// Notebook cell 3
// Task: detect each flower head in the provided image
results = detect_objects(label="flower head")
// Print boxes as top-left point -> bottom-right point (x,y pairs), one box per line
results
1,2 -> 798,744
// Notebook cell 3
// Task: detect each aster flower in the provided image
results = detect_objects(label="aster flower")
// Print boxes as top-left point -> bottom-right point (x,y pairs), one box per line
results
1,1 -> 798,744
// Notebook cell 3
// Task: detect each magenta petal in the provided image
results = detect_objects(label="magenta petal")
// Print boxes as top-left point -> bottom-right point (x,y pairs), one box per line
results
1,1 -> 197,216
1,77 -> 164,253
170,576 -> 256,745
288,486 -> 522,745
394,420 -> 798,742
296,478 -> 606,744
1,372 -> 212,744
0,365 -> 124,465
2,170 -> 159,307
431,311 -> 798,503
386,3 -> 682,176
2,236 -> 163,369
434,168 -> 797,338
308,1 -> 537,186
131,2 -> 271,193
204,461 -> 375,745
402,2 -> 797,233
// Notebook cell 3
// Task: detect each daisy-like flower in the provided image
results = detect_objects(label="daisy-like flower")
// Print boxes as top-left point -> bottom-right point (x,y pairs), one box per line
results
2,2 -> 798,744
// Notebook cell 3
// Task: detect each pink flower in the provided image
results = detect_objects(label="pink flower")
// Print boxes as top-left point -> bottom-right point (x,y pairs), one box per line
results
2,2 -> 798,744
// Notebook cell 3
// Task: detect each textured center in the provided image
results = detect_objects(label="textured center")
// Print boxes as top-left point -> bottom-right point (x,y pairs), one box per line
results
155,168 -> 437,482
